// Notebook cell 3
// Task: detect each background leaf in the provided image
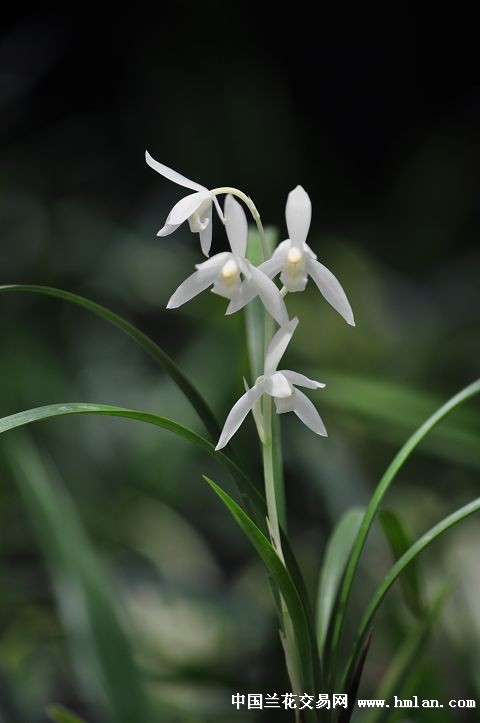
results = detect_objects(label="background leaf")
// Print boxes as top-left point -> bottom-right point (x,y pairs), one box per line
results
47,705 -> 88,723
4,436 -> 154,723
0,284 -> 221,441
379,508 -> 424,617
364,585 -> 449,723
0,401 -> 265,524
321,371 -> 480,469
316,507 -> 364,656
344,497 -> 480,689
329,379 -> 480,685
204,476 -> 320,697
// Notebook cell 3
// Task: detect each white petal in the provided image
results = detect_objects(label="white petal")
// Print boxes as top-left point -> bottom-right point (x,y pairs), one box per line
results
292,389 -> 327,436
225,278 -> 258,315
281,370 -> 326,389
224,195 -> 248,257
285,185 -> 312,247
157,221 -> 182,237
264,372 -> 293,398
307,258 -> 355,326
196,251 -> 232,271
215,382 -> 265,450
145,151 -> 206,192
237,256 -> 253,279
264,317 -> 299,374
167,191 -> 212,226
199,205 -> 213,256
167,265 -> 221,308
246,262 -> 289,327
258,241 -> 289,278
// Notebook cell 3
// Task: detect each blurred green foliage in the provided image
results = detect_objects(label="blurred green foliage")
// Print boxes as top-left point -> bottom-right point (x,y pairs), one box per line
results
1,9 -> 479,722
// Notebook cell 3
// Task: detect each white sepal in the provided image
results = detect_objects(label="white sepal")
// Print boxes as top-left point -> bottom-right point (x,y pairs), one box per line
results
168,190 -> 212,226
145,151 -> 206,192
198,205 -> 213,256
224,194 -> 248,257
258,241 -> 290,279
245,263 -> 289,327
264,317 -> 299,374
216,381 -> 266,450
292,389 -> 327,436
306,257 -> 355,326
285,185 -> 312,247
167,261 -> 223,308
281,370 -> 326,389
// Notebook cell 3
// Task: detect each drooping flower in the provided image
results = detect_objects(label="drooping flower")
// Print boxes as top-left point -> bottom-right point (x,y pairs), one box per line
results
145,151 -> 224,257
216,318 -> 326,450
167,195 -> 289,327
227,185 -> 355,326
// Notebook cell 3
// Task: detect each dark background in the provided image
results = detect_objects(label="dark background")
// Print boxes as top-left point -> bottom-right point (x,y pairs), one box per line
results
0,8 -> 479,722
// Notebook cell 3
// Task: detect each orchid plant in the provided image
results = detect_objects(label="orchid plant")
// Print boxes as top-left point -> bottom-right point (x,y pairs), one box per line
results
1,152 -> 479,723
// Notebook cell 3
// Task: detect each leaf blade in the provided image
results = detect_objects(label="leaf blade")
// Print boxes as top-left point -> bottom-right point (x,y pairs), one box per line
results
329,379 -> 480,684
0,284 -> 220,440
344,498 -> 480,688
363,586 -> 449,723
0,401 -> 265,517
204,476 -> 318,694
316,507 -> 364,656
379,509 -> 423,617
5,437 -> 153,723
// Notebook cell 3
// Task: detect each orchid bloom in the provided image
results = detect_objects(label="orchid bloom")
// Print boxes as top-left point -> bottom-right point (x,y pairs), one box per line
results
216,318 -> 326,450
167,195 -> 289,327
145,151 -> 224,257
227,185 -> 355,326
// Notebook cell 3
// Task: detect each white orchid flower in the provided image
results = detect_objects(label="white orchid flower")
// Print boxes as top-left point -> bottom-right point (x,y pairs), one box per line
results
227,185 -> 355,326
216,318 -> 326,450
167,195 -> 289,327
146,151 -> 225,257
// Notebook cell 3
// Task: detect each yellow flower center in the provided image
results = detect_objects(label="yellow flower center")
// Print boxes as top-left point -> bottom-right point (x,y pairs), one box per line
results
287,247 -> 303,264
221,259 -> 239,280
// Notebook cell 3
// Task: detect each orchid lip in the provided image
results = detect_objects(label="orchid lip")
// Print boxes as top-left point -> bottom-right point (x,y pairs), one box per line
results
287,247 -> 303,264
221,259 -> 239,279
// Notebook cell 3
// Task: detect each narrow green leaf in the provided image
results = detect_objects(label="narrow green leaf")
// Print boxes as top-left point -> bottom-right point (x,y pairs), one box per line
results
329,379 -> 480,684
320,370 -> 480,469
339,629 -> 373,723
0,401 -> 264,519
47,705 -> 88,723
316,507 -> 364,656
204,476 -> 318,694
5,437 -> 153,723
379,509 -> 423,617
0,284 -> 220,441
0,401 -> 314,655
0,284 -> 276,538
364,586 -> 449,723
344,498 -> 480,689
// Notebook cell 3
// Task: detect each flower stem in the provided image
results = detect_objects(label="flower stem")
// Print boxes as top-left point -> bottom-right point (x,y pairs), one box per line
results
261,310 -> 302,703
262,391 -> 283,559
229,186 -> 299,700
211,186 -> 270,260
262,311 -> 285,546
